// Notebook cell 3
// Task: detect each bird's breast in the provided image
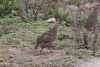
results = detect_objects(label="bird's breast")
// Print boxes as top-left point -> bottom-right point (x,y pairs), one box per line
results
53,33 -> 58,41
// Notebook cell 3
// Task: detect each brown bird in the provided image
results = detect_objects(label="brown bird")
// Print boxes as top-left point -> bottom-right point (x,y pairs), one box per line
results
86,3 -> 100,31
35,22 -> 62,54
79,2 -> 100,49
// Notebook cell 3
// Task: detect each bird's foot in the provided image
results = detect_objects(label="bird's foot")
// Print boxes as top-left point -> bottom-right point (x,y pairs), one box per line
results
49,51 -> 53,53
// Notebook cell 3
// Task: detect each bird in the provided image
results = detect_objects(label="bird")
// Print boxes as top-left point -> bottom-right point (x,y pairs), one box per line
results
86,3 -> 100,31
79,2 -> 100,49
35,22 -> 62,54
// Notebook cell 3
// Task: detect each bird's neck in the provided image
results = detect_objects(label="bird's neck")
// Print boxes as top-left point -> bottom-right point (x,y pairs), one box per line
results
53,26 -> 59,34
93,8 -> 98,15
53,24 -> 59,29
53,26 -> 59,31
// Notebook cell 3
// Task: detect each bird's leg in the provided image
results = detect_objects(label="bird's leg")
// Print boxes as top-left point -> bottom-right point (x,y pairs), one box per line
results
40,48 -> 43,54
48,47 -> 53,53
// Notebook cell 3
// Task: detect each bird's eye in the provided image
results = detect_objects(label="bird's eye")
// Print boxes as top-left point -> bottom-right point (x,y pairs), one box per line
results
59,23 -> 61,24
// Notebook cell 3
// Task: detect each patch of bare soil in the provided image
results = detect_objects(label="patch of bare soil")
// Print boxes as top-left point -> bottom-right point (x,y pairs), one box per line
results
0,45 -> 67,67
75,57 -> 100,67
33,49 -> 66,62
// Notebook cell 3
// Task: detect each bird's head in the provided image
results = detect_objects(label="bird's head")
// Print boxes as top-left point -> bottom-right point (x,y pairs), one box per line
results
55,22 -> 62,26
93,3 -> 100,8
53,22 -> 62,29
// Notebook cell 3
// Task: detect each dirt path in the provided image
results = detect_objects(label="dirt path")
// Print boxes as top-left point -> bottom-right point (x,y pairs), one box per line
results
34,49 -> 66,62
0,45 -> 66,66
74,57 -> 100,67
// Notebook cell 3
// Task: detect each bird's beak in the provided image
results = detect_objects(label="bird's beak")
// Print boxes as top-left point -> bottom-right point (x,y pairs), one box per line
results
60,23 -> 62,25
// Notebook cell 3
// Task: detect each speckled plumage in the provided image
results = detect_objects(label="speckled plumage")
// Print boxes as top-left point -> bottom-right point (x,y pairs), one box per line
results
86,5 -> 100,31
35,22 -> 61,54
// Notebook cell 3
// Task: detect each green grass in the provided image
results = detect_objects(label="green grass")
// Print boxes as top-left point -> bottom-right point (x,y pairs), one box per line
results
0,16 -> 79,67
0,16 -> 75,49
0,12 -> 100,67
43,49 -> 93,67
0,1 -> 100,67
44,55 -> 82,67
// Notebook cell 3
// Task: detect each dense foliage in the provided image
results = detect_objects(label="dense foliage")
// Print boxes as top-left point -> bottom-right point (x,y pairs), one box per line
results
0,0 -> 19,18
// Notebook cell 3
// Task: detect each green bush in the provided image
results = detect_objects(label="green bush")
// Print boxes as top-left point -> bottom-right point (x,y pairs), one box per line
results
41,3 -> 59,20
13,0 -> 20,10
43,3 -> 69,22
0,0 -> 15,18
52,9 -> 69,22
45,3 -> 59,10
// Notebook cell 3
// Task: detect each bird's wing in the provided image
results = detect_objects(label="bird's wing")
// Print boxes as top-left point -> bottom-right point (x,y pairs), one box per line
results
36,32 -> 55,44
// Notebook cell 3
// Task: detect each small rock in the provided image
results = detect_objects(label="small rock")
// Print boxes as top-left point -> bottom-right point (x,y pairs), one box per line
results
66,5 -> 78,12
9,55 -> 14,58
65,49 -> 76,55
46,18 -> 56,23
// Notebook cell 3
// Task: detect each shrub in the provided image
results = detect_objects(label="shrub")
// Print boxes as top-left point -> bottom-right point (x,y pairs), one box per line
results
13,0 -> 20,10
42,3 -> 59,20
43,3 -> 69,22
52,9 -> 69,22
0,0 -> 15,18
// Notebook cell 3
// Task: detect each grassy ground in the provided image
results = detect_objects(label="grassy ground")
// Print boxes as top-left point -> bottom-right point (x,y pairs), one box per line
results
0,15 -> 100,67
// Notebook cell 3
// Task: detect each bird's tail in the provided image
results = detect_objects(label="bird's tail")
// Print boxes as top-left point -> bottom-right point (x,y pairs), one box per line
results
34,44 -> 39,50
